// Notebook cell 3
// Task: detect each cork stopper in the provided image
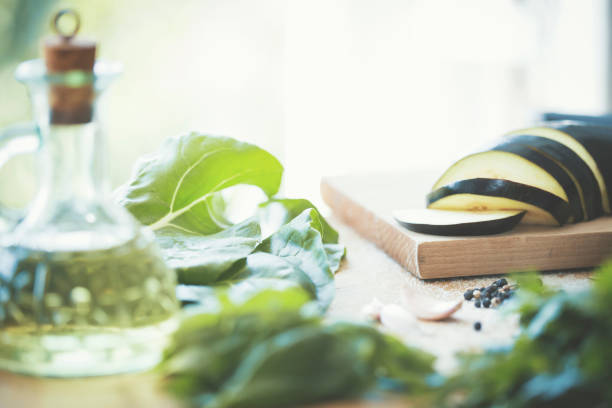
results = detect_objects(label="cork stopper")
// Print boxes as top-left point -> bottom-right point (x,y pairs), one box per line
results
44,10 -> 96,125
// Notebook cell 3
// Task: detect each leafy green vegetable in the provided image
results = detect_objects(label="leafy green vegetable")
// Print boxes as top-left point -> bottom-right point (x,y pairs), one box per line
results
116,133 -> 283,234
259,198 -> 339,244
251,209 -> 336,305
165,209 -> 339,309
324,243 -> 345,273
156,218 -> 261,285
116,133 -> 344,307
259,199 -> 345,274
439,263 -> 612,407
221,209 -> 338,308
161,285 -> 435,408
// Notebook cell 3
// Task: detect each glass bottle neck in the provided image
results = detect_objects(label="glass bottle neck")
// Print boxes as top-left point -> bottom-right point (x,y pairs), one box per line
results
10,59 -> 137,251
17,120 -> 138,251
41,122 -> 108,202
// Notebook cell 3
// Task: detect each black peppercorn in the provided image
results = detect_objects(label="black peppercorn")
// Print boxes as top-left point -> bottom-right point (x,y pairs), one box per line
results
474,321 -> 482,331
483,298 -> 491,308
464,289 -> 474,300
475,300 -> 481,308
498,278 -> 508,287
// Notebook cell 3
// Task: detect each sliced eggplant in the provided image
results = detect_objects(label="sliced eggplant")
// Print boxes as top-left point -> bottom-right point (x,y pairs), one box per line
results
507,124 -> 609,214
431,150 -> 569,205
427,178 -> 572,226
393,208 -> 526,236
491,135 -> 595,221
544,123 -> 612,214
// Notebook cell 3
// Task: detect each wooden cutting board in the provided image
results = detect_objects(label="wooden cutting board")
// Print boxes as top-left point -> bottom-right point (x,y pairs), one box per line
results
321,172 -> 612,279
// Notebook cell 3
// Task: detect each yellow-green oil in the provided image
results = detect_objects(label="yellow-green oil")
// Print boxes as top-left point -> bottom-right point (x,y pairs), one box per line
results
0,232 -> 178,377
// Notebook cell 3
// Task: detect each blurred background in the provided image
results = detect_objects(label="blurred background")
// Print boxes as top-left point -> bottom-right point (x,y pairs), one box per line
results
0,0 -> 611,204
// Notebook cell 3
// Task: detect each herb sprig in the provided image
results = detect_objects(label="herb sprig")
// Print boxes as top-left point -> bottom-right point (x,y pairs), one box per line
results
440,263 -> 612,407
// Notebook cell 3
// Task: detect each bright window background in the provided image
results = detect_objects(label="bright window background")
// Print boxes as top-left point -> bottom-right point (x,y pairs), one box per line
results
0,0 -> 609,206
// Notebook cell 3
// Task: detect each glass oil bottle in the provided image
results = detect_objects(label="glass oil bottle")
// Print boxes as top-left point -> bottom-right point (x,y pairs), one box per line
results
0,10 -> 179,376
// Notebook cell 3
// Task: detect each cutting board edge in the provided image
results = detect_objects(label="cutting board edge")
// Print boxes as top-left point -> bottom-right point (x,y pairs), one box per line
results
321,177 -> 424,279
416,237 -> 611,278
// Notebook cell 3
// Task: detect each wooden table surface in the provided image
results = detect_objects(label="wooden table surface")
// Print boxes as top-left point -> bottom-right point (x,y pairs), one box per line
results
0,215 -> 594,408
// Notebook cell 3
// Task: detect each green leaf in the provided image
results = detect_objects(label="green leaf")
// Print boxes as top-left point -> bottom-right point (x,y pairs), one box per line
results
167,209 -> 342,308
324,243 -> 346,274
259,199 -> 345,273
525,294 -> 565,339
115,133 -> 345,308
200,324 -> 382,408
162,285 -> 317,397
161,286 -> 435,408
227,253 -> 319,300
259,198 -> 339,243
156,217 -> 261,285
255,209 -> 334,301
522,358 -> 582,400
223,209 -> 336,309
225,277 -> 310,303
116,133 -> 283,235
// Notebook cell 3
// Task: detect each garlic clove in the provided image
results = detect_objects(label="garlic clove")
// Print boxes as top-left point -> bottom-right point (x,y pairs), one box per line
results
401,286 -> 462,321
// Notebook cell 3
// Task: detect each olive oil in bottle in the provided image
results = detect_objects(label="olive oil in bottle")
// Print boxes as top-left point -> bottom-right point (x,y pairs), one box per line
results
0,10 -> 179,376
0,230 -> 178,377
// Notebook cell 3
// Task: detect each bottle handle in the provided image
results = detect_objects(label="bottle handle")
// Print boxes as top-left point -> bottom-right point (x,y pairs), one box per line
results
0,122 -> 40,232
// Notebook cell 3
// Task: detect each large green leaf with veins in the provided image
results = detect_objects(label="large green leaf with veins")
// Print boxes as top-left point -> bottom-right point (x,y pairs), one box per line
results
253,209 -> 335,305
221,209 -> 337,309
156,217 -> 262,285
116,133 -> 283,234
259,199 -> 345,274
116,133 -> 345,309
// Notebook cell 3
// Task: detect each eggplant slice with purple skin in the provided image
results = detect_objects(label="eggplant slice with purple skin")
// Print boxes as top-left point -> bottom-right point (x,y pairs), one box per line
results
490,136 -> 586,222
543,123 -> 612,214
431,151 -> 570,216
393,208 -> 526,236
507,123 -> 610,214
497,133 -> 602,220
427,178 -> 572,226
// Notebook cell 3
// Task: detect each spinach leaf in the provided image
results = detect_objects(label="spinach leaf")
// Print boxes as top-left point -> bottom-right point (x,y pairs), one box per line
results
225,253 -> 319,300
253,209 -> 334,294
116,133 -> 283,234
162,285 -> 315,397
165,209 -> 340,310
222,209 -> 337,309
117,134 -> 344,309
259,198 -> 339,243
259,199 -> 345,273
156,217 -> 261,285
324,243 -> 346,274
161,285 -> 435,408
200,323 -> 425,408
